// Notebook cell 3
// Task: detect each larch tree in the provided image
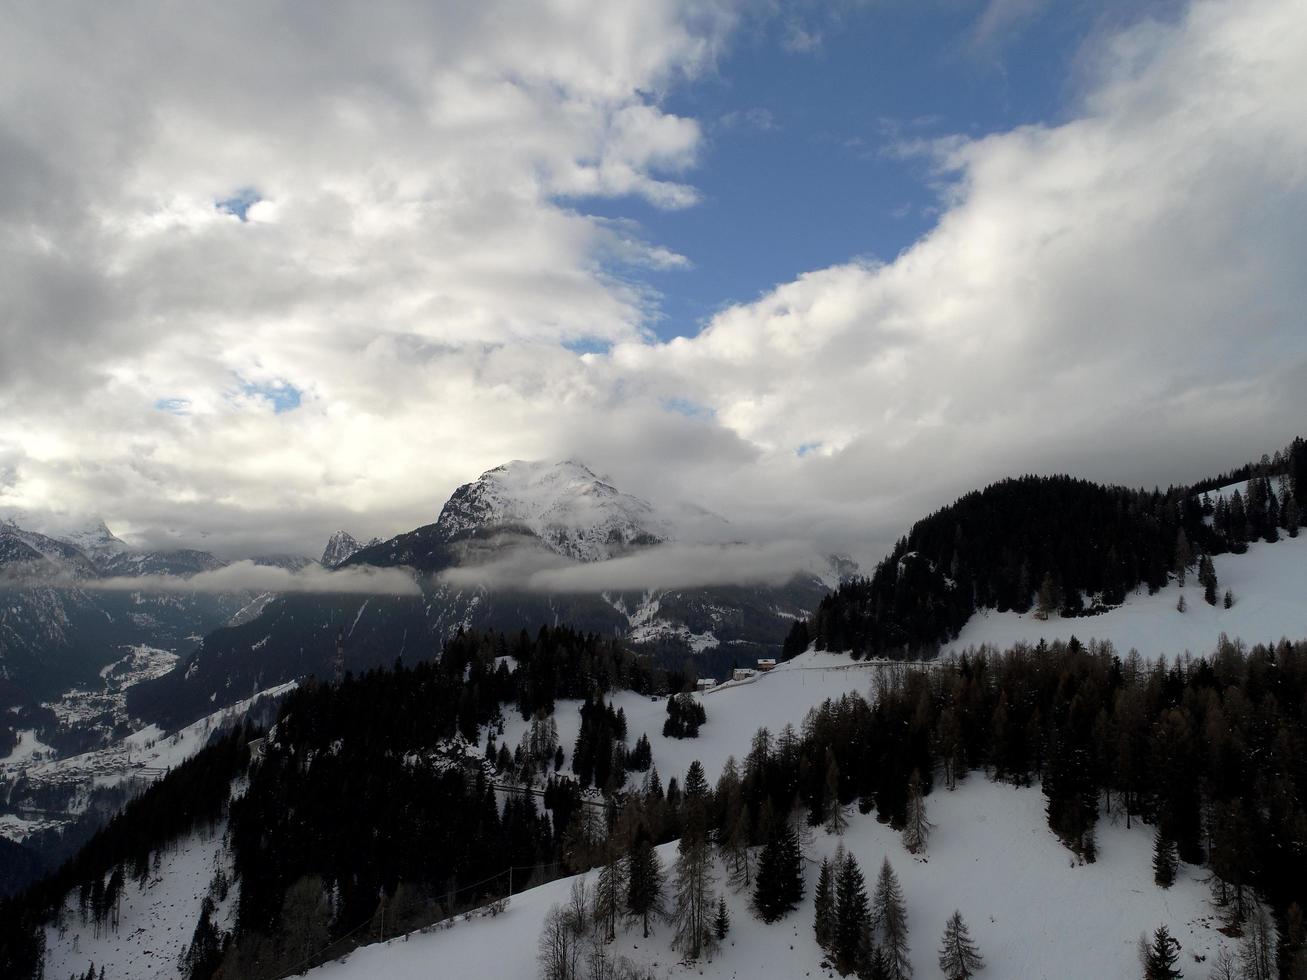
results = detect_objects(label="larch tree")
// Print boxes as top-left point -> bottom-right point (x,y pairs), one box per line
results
902,770 -> 932,854
824,750 -> 849,836
937,910 -> 984,980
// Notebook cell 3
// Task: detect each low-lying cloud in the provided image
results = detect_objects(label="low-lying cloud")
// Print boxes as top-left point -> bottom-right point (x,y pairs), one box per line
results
80,560 -> 421,596
438,540 -> 817,594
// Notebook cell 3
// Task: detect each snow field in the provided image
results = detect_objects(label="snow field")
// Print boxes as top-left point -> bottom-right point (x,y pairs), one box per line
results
946,534 -> 1307,661
306,774 -> 1231,980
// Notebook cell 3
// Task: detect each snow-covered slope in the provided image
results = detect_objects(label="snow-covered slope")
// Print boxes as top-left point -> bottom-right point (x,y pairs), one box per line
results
946,534 -> 1307,659
305,774 -> 1232,980
500,651 -> 919,786
434,460 -> 673,561
42,820 -> 237,980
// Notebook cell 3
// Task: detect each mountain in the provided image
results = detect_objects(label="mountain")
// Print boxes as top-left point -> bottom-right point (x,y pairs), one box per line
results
431,459 -> 670,561
320,531 -> 375,568
0,519 -> 244,706
129,461 -> 841,728
8,442 -> 1307,980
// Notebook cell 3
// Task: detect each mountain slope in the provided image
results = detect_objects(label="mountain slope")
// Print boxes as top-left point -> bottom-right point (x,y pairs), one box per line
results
803,444 -> 1304,658
130,461 -> 834,728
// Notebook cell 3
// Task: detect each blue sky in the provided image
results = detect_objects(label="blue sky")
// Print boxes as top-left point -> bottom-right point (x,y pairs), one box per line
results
593,0 -> 1177,340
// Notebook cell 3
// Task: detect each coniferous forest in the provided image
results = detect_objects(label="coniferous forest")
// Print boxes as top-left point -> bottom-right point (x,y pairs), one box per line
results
792,439 -> 1307,660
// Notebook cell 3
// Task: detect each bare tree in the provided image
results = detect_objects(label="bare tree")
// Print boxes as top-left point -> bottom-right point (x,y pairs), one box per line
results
539,904 -> 584,980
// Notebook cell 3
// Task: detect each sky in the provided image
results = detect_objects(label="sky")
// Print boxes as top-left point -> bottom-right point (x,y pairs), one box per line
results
1,0 -> 1305,570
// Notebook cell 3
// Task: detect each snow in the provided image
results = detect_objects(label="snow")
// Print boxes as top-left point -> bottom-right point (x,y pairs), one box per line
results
436,460 -> 672,562
497,651 -> 927,786
0,727 -> 55,766
43,820 -> 236,980
304,775 -> 1232,980
946,534 -> 1307,660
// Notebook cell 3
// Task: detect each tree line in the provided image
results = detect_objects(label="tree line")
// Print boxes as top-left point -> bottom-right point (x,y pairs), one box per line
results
794,439 -> 1305,660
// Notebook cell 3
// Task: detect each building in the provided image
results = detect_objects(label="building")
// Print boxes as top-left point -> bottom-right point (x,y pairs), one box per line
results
695,677 -> 717,690
732,667 -> 756,681
756,658 -> 777,671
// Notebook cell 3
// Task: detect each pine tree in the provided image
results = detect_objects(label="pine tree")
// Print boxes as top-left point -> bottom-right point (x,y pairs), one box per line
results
872,857 -> 912,979
1197,555 -> 1218,606
1223,588 -> 1234,609
902,770 -> 932,853
714,895 -> 730,941
814,857 -> 836,951
1173,530 -> 1191,586
625,831 -> 666,938
937,910 -> 984,980
1152,827 -> 1177,889
1142,924 -> 1182,979
752,823 -> 804,922
835,853 -> 871,975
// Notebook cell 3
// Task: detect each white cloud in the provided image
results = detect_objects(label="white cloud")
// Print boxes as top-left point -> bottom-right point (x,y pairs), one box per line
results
438,541 -> 814,593
1,0 -> 1305,577
7,561 -> 421,596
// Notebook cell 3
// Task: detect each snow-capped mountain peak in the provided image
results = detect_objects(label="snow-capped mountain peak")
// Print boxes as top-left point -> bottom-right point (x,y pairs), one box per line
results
321,530 -> 377,568
51,519 -> 132,564
434,459 -> 671,562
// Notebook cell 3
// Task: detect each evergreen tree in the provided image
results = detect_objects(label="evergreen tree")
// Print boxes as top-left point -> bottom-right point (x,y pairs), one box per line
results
835,853 -> 871,975
1142,924 -> 1182,979
871,857 -> 912,980
1197,555 -> 1218,606
714,895 -> 730,941
937,910 -> 984,980
813,857 -> 836,951
1173,530 -> 1191,586
1151,827 -> 1177,889
752,823 -> 804,922
625,830 -> 666,939
902,770 -> 932,854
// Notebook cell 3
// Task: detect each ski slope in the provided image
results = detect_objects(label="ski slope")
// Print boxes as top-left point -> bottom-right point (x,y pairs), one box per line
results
946,534 -> 1307,660
306,775 -> 1234,980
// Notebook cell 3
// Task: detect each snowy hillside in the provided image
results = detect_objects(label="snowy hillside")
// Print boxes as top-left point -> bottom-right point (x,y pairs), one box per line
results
434,460 -> 674,561
499,651 -> 922,786
42,821 -> 236,980
304,769 -> 1232,980
946,532 -> 1307,659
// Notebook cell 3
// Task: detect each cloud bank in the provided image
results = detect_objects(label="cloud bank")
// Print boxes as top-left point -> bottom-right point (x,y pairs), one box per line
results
438,541 -> 816,594
78,561 -> 420,596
